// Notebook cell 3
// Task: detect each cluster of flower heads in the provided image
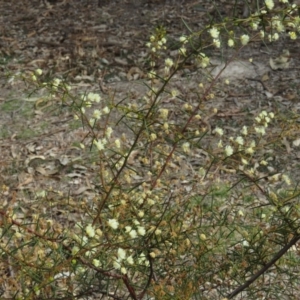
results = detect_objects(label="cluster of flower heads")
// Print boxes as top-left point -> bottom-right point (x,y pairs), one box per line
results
146,32 -> 194,79
207,0 -> 299,49
112,246 -> 154,275
79,92 -> 103,114
31,68 -> 43,81
211,111 -> 292,184
146,31 -> 167,53
70,212 -> 158,275
213,110 -> 274,161
209,27 -> 221,48
178,35 -> 189,56
74,92 -> 117,152
219,111 -> 272,152
30,69 -> 65,92
164,57 -> 175,76
60,186 -> 167,277
209,27 -> 251,49
195,52 -> 210,68
25,71 -> 120,154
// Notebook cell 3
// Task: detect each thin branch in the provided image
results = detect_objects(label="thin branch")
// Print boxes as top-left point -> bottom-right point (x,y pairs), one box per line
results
227,233 -> 300,299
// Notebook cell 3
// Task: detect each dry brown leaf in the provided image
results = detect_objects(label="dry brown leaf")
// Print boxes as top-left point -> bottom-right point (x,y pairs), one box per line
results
282,137 -> 291,154
127,67 -> 144,81
17,172 -> 33,189
72,186 -> 88,195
